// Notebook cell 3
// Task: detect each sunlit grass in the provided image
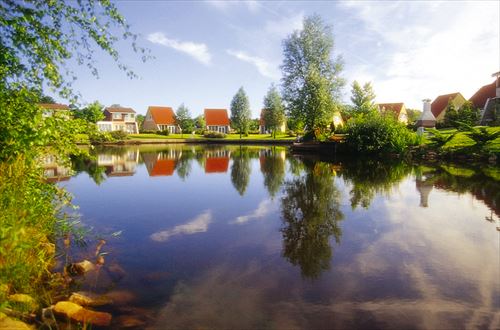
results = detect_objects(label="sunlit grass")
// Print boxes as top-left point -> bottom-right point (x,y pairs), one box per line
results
128,133 -> 296,141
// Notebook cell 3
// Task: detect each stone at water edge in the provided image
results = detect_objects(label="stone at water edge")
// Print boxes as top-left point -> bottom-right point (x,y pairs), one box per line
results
65,260 -> 95,276
53,301 -> 112,327
8,294 -> 39,312
0,312 -> 34,330
69,291 -> 113,307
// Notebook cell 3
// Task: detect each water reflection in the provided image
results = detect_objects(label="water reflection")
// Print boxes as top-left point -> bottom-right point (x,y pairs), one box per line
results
41,154 -> 72,182
52,145 -> 500,329
281,160 -> 344,278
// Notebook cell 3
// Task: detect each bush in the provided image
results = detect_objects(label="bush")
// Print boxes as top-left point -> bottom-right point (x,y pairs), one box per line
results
194,129 -> 205,135
139,129 -> 157,134
203,131 -> 226,138
156,130 -> 170,136
110,130 -> 128,140
345,113 -> 417,153
89,131 -> 114,143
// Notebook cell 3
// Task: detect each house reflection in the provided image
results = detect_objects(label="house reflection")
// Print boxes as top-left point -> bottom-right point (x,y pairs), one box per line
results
41,154 -> 71,183
205,149 -> 230,174
142,148 -> 182,177
97,150 -> 139,177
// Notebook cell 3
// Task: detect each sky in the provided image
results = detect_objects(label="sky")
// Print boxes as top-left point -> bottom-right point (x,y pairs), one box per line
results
65,0 -> 500,117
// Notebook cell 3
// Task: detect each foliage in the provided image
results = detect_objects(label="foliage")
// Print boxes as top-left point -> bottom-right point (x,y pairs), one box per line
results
72,100 -> 105,123
249,118 -> 260,133
230,87 -> 252,138
406,108 -> 423,124
350,80 -> 377,115
175,103 -> 194,135
461,125 -> 500,148
194,115 -> 206,129
136,114 -> 145,130
444,101 -> 479,128
110,130 -> 128,141
281,14 -> 344,135
204,131 -> 226,138
262,84 -> 286,138
281,160 -> 343,278
426,129 -> 457,148
345,112 -> 417,153
260,148 -> 286,198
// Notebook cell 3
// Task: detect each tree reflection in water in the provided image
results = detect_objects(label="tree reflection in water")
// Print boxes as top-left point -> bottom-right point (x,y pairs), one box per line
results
259,147 -> 286,199
280,159 -> 344,279
231,147 -> 252,196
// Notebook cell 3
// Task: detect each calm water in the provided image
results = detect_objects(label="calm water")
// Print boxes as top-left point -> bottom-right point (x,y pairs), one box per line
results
50,145 -> 499,329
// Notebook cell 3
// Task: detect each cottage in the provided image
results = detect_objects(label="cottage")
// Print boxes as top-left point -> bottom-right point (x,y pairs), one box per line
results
259,109 -> 286,134
470,73 -> 500,125
204,109 -> 230,133
39,103 -> 70,118
143,106 -> 180,133
430,93 -> 466,122
97,106 -> 138,133
377,103 -> 408,124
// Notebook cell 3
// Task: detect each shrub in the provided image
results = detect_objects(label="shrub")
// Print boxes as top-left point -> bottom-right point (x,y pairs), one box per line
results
345,113 -> 417,153
110,130 -> 128,140
156,130 -> 170,136
194,129 -> 205,135
286,130 -> 296,137
88,131 -> 114,143
203,131 -> 226,138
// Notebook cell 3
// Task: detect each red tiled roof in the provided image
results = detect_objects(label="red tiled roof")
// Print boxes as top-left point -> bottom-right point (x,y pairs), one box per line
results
150,159 -> 176,176
106,107 -> 136,113
469,79 -> 497,109
431,93 -> 461,118
39,103 -> 69,110
205,157 -> 229,173
377,103 -> 404,116
204,109 -> 229,126
148,106 -> 176,125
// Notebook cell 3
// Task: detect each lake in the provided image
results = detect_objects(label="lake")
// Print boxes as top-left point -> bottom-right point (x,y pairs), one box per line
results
49,144 -> 499,329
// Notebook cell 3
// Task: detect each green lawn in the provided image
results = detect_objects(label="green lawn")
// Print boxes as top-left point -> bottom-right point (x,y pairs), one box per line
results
428,126 -> 500,153
128,133 -> 296,141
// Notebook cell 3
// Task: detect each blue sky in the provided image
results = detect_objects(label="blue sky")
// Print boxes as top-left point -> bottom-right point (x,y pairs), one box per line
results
66,1 -> 499,117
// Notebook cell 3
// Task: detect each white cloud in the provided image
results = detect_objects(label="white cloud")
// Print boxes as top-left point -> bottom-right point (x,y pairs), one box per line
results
226,49 -> 279,79
342,1 -> 499,109
231,200 -> 276,225
147,32 -> 212,66
206,0 -> 260,13
263,12 -> 304,39
151,210 -> 213,242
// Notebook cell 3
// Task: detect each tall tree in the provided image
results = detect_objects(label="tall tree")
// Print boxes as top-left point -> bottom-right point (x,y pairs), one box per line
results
262,84 -> 285,138
73,101 -> 105,123
175,103 -> 194,136
194,115 -> 206,130
350,81 -> 377,115
230,87 -> 251,138
281,14 -> 344,135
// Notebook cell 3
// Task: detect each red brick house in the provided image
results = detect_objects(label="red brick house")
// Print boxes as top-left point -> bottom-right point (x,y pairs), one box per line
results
204,109 -> 230,133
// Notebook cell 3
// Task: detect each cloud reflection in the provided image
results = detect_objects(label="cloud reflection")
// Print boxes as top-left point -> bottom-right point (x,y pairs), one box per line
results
150,210 -> 212,242
231,200 -> 276,225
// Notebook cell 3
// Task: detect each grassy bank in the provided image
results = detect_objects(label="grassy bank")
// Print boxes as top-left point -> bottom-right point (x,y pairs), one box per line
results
128,133 -> 296,141
434,127 -> 500,154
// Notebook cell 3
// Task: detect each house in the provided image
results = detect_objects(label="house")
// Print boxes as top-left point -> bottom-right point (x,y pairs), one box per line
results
377,103 -> 408,124
142,148 -> 182,177
259,109 -> 286,134
142,106 -> 180,133
470,73 -> 500,125
204,109 -> 230,133
39,103 -> 70,117
97,106 -> 138,133
205,149 -> 230,173
430,93 -> 466,122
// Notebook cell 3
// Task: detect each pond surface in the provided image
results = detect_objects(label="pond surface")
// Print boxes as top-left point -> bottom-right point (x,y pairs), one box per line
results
51,144 -> 499,329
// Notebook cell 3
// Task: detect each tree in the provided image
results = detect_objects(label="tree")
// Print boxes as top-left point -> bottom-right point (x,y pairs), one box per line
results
230,147 -> 252,195
136,114 -> 145,131
175,103 -> 194,136
406,108 -> 423,124
194,115 -> 206,130
230,87 -> 251,138
281,14 -> 344,136
350,81 -> 377,115
73,101 -> 104,123
262,84 -> 285,138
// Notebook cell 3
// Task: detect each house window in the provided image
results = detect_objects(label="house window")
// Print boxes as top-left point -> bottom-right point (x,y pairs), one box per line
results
113,113 -> 121,119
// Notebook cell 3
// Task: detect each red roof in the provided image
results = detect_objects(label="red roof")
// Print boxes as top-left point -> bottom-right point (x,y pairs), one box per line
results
148,106 -> 176,125
39,103 -> 69,110
106,107 -> 136,113
469,79 -> 497,109
431,93 -> 461,118
150,159 -> 176,176
205,157 -> 229,173
204,109 -> 229,126
377,103 -> 404,116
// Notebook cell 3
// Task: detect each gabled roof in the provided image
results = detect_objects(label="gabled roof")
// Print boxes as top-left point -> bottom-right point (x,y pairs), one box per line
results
39,103 -> 69,110
377,103 -> 404,116
204,109 -> 229,126
106,106 -> 136,113
431,93 -> 462,118
148,106 -> 176,125
469,79 -> 497,109
205,157 -> 229,173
